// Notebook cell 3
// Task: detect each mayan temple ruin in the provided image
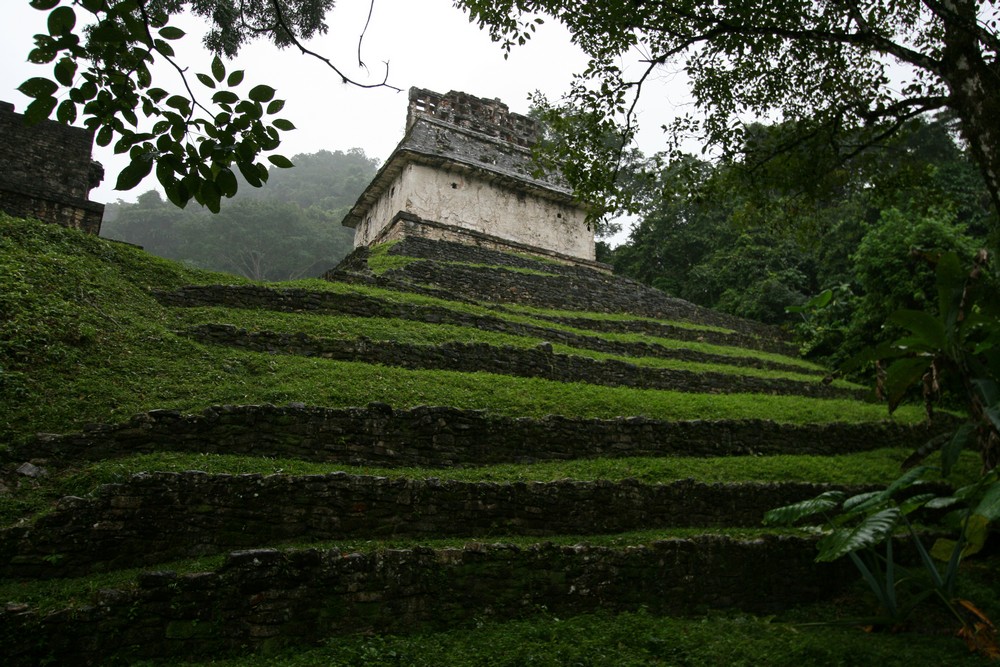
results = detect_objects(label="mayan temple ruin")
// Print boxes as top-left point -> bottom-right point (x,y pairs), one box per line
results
0,101 -> 104,235
341,87 -> 603,270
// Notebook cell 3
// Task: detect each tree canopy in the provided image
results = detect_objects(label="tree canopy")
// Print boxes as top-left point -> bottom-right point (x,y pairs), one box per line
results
611,116 -> 991,367
18,0 -> 393,212
459,0 -> 1000,223
18,0 -> 1000,228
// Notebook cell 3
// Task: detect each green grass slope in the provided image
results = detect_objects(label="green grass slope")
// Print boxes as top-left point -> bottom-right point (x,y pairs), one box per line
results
1,216 -> 988,666
0,215 -> 922,445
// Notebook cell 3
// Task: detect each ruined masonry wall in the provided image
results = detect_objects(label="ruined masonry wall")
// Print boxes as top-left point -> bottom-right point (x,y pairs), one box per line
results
353,162 -> 592,259
1,470 -> 863,579
408,88 -> 538,147
178,324 -> 862,400
0,538 -> 853,666
19,404 -> 944,468
0,102 -> 104,233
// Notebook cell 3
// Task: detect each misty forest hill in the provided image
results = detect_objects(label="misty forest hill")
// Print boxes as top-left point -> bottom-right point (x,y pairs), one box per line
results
101,149 -> 379,281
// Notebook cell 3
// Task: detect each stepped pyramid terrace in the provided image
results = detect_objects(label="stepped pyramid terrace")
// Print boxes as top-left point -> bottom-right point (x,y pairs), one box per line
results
0,213 -> 989,664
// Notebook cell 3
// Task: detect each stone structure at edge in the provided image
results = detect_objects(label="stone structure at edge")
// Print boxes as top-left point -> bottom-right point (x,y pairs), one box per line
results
341,87 -> 603,269
0,101 -> 105,234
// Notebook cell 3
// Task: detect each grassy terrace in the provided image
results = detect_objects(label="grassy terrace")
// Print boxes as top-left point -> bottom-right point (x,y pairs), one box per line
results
0,448 -> 981,528
1,216 -> 897,443
173,306 -> 857,386
286,277 -> 826,370
2,217 -> 987,666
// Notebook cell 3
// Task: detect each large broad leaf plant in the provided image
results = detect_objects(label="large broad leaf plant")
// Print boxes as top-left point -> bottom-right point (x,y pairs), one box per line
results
767,250 -> 1000,656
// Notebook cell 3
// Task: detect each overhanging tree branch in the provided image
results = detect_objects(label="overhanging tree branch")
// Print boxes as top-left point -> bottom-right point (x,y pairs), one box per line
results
268,0 -> 399,90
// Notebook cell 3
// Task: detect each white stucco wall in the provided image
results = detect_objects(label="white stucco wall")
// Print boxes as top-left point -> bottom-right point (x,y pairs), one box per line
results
353,162 -> 594,261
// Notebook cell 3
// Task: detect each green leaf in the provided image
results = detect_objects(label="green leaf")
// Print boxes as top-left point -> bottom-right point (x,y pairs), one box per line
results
162,180 -> 190,208
267,154 -> 294,168
973,482 -> 1000,522
78,80 -> 98,101
972,379 -> 1000,408
212,91 -> 240,105
941,424 -> 975,477
158,26 -> 185,40
898,492 -> 936,516
165,95 -> 191,113
841,490 -> 885,515
762,490 -> 845,526
272,119 -> 296,131
200,180 -> 222,213
885,465 -> 934,496
30,0 -> 60,9
266,99 -> 285,115
96,125 -> 114,147
237,160 -> 263,188
47,5 -> 76,36
55,99 -> 76,124
53,58 -> 76,86
884,357 -> 933,413
24,96 -> 57,124
248,85 -> 276,103
115,156 -> 153,190
196,73 -> 216,89
925,496 -> 960,510
18,77 -> 59,99
136,63 -> 152,89
930,514 -> 990,561
28,46 -> 57,65
215,167 -> 238,198
146,87 -> 169,103
808,289 -> 833,309
888,310 -> 947,350
816,507 -> 900,562
227,70 -> 245,87
154,39 -> 176,58
211,56 -> 225,82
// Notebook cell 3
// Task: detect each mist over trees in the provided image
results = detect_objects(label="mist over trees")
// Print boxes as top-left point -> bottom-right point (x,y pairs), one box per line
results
101,148 -> 377,280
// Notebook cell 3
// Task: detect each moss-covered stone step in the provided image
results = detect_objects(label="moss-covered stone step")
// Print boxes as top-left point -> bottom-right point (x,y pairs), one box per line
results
332,237 -> 787,343
154,284 -> 813,369
0,536 -> 854,667
16,404 -> 948,468
1,472 -> 874,579
178,324 -> 859,400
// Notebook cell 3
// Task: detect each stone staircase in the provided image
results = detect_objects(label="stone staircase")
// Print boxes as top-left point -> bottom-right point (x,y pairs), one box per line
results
0,238 -> 943,665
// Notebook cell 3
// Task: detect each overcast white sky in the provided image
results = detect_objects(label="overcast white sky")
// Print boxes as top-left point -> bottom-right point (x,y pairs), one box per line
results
1,1 -> 692,243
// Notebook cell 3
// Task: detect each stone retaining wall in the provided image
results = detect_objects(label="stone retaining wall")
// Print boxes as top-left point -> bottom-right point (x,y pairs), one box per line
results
154,284 -> 809,364
0,101 -> 105,234
181,324 -> 857,399
1,472 -> 862,578
0,537 -> 854,666
18,404 -> 944,467
356,237 -> 787,342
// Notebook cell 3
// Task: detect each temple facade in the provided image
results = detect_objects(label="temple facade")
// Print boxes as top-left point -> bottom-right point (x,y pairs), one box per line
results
342,88 -> 601,269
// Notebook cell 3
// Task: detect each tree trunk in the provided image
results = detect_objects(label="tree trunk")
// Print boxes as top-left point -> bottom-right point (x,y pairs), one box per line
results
939,0 -> 1000,222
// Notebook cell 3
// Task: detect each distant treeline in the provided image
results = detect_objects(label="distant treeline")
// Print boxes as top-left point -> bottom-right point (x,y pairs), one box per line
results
101,149 -> 378,281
